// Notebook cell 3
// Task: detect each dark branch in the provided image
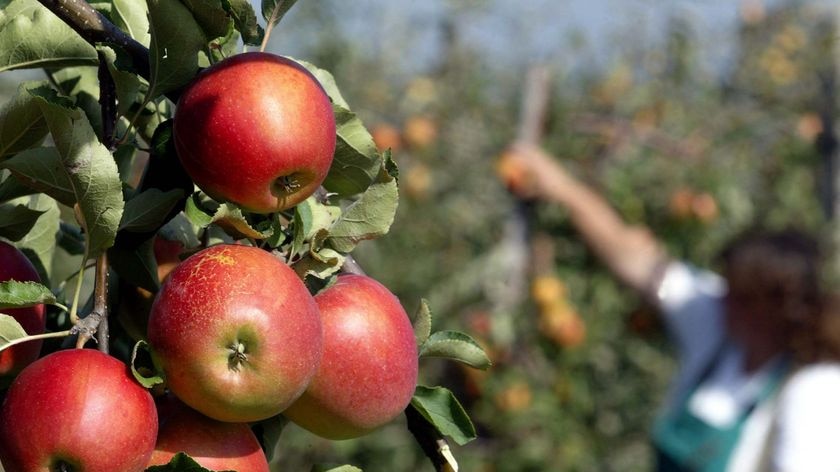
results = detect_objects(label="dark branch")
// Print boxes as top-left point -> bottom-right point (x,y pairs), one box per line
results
37,0 -> 150,80
94,252 -> 110,352
97,49 -> 118,150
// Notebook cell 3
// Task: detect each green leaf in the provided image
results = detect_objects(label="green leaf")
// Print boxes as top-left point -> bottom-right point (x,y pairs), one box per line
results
146,0 -> 207,99
410,386 -> 477,446
222,0 -> 263,45
0,172 -> 36,202
180,0 -> 233,41
261,0 -> 298,28
58,222 -> 86,256
0,314 -> 28,350
13,194 -> 60,284
210,203 -> 272,240
30,86 -> 125,259
158,212 -> 201,250
144,452 -> 222,472
120,188 -> 184,232
1,147 -> 77,206
257,414 -> 289,467
327,164 -> 399,253
0,0 -> 97,72
419,330 -> 492,370
0,280 -> 55,309
184,192 -> 214,228
323,105 -> 383,196
293,247 -> 345,281
312,466 -> 364,472
130,340 -> 165,389
413,298 -> 432,348
110,233 -> 159,292
0,82 -> 48,159
111,0 -> 150,47
0,202 -> 44,241
291,196 -> 342,257
100,46 -> 144,117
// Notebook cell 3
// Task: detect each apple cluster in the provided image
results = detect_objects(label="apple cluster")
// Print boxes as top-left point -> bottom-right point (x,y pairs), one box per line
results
0,52 -> 419,471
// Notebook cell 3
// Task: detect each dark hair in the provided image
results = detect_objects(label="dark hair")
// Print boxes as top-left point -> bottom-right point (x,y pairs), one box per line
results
719,228 -> 838,363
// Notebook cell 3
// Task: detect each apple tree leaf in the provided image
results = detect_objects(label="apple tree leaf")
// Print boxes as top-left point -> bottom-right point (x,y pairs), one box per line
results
323,104 -> 382,196
295,60 -> 380,196
256,414 -> 290,467
410,386 -> 477,446
0,280 -> 55,309
0,0 -> 97,72
293,247 -> 345,281
222,0 -> 263,45
180,0 -> 233,41
146,0 -> 207,99
130,340 -> 165,389
419,330 -> 492,370
413,298 -> 432,348
327,162 -> 399,253
1,147 -> 77,206
0,82 -> 48,159
29,86 -> 125,260
291,196 -> 342,257
0,314 -> 28,350
144,452 -> 223,472
111,0 -> 150,47
210,203 -> 273,240
0,202 -> 44,241
109,233 -> 159,293
119,188 -> 184,232
184,192 -> 214,228
311,466 -> 363,472
261,0 -> 298,28
13,194 -> 60,284
0,172 -> 36,203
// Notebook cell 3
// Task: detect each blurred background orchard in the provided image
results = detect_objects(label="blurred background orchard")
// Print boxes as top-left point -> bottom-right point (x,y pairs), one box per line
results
5,0 -> 840,470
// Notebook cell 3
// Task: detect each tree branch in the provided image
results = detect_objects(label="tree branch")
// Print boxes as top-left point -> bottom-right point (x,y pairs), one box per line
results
405,405 -> 459,472
37,0 -> 150,80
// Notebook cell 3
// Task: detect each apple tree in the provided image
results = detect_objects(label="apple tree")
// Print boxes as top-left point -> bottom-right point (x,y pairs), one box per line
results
0,0 -> 491,470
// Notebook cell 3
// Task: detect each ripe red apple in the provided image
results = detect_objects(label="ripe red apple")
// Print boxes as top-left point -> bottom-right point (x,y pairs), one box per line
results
0,241 -> 46,380
283,274 -> 418,439
173,52 -> 336,213
0,349 -> 158,471
147,397 -> 269,471
147,244 -> 322,423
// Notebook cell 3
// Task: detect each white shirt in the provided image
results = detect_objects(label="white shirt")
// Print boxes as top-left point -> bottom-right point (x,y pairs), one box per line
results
656,262 -> 840,472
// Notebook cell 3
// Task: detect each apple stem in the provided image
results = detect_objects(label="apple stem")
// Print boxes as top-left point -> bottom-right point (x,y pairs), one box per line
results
228,341 -> 248,371
0,330 -> 74,354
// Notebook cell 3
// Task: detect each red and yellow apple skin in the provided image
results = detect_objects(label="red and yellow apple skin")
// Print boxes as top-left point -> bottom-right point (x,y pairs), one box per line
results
284,274 -> 419,440
148,397 -> 269,471
0,241 -> 46,380
173,52 -> 336,213
147,244 -> 323,423
0,349 -> 158,472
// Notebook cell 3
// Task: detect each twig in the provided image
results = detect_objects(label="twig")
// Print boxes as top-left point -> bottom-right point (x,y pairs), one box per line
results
340,255 -> 367,276
97,49 -> 118,150
36,0 -> 150,80
94,252 -> 109,352
405,405 -> 459,472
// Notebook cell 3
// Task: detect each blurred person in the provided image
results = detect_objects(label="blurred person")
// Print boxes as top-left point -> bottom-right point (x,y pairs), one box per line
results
500,142 -> 840,472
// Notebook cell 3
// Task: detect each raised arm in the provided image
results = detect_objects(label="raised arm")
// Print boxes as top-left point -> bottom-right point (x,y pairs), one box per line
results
501,142 -> 672,300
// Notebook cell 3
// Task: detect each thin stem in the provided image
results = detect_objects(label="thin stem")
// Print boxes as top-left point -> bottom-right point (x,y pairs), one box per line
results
68,261 -> 86,325
260,0 -> 289,53
93,253 -> 109,353
0,330 -> 73,354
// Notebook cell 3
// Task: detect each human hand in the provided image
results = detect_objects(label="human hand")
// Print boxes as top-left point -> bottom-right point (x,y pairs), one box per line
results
496,141 -> 574,201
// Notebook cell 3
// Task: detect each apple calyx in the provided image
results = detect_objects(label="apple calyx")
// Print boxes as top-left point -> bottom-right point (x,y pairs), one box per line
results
227,341 -> 248,372
53,459 -> 74,472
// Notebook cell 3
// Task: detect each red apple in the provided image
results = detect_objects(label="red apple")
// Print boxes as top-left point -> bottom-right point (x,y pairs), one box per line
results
147,244 -> 322,422
0,349 -> 158,471
283,274 -> 418,439
173,52 -> 336,213
0,241 -> 46,380
148,397 -> 269,471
